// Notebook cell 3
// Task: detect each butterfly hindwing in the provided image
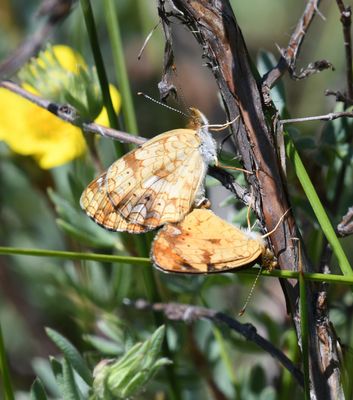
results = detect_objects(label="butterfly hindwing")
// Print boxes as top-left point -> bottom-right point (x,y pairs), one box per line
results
151,209 -> 265,273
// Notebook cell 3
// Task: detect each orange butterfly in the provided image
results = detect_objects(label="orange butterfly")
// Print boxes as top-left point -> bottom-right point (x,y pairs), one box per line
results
80,108 -> 218,233
151,208 -> 277,273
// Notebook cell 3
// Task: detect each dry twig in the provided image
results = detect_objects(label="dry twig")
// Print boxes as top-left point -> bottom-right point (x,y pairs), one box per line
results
125,298 -> 304,387
0,80 -> 248,203
262,0 -> 332,97
0,0 -> 75,78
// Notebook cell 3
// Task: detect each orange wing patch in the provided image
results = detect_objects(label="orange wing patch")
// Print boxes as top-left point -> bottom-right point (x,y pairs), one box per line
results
80,172 -> 145,233
151,209 -> 276,273
80,109 -> 218,233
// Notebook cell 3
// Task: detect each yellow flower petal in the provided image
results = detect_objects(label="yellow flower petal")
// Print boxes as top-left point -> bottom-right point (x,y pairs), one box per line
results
0,45 -> 121,169
0,88 -> 86,169
95,84 -> 121,127
40,45 -> 85,74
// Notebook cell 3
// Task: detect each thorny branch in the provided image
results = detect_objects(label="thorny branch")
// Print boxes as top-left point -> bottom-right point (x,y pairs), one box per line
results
326,0 -> 353,105
337,206 -> 353,237
325,89 -> 353,106
321,0 -> 353,276
125,299 -> 304,388
158,1 -> 345,398
281,110 -> 353,124
262,0 -> 332,97
0,80 -> 249,204
0,0 -> 75,78
336,0 -> 353,101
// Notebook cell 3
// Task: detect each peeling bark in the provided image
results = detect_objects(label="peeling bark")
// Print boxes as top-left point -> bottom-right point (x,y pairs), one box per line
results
159,1 -> 344,398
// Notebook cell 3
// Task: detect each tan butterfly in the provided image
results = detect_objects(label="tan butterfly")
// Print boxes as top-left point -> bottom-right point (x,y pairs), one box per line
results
151,208 -> 277,273
80,108 -> 219,233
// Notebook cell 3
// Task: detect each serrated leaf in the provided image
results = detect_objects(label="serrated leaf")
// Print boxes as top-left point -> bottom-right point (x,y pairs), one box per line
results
30,378 -> 48,400
46,328 -> 92,385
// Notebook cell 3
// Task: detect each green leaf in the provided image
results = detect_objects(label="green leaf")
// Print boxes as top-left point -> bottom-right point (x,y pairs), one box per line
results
0,323 -> 15,400
48,189 -> 120,249
49,357 -> 63,381
62,358 -> 84,400
92,325 -> 171,399
285,132 -> 353,276
83,334 -> 124,355
46,328 -> 93,385
30,378 -> 48,400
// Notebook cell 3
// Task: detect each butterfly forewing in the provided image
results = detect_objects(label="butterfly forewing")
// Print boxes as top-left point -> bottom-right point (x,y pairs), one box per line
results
80,127 -> 211,233
80,172 -> 146,233
152,209 -> 265,273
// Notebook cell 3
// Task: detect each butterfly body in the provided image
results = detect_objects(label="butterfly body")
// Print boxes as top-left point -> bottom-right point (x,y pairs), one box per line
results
80,109 -> 217,233
151,208 -> 276,273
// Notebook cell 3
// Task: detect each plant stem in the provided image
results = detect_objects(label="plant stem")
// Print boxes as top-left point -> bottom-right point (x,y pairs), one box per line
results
79,0 -> 124,155
0,323 -> 15,400
103,0 -> 138,135
1,246 -> 353,285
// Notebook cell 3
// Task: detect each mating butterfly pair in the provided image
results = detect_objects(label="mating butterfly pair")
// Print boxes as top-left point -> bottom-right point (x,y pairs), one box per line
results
80,108 -> 275,273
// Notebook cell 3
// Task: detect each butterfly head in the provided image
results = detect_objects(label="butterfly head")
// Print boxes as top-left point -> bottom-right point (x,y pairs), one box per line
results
187,108 -> 217,166
187,107 -> 209,130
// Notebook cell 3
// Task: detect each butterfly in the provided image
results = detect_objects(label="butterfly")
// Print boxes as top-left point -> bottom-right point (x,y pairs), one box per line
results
151,208 -> 277,273
80,108 -> 219,233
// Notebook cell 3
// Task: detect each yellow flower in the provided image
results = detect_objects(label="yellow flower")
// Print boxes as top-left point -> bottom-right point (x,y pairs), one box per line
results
0,45 -> 121,169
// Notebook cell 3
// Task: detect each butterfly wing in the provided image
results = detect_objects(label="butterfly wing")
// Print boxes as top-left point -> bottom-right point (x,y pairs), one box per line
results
151,209 -> 264,273
105,129 -> 207,229
80,172 -> 145,233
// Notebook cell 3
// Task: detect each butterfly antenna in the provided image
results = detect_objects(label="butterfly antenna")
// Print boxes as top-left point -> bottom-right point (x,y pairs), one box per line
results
261,208 -> 291,239
137,92 -> 189,118
238,266 -> 263,316
137,21 -> 161,60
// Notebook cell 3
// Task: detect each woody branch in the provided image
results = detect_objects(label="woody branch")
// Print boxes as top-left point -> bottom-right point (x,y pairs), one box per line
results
0,80 -> 249,203
160,0 -> 343,398
125,299 -> 304,387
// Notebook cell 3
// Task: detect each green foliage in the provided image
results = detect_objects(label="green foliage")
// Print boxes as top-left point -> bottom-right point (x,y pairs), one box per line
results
19,45 -> 104,120
1,2 -> 353,400
27,324 -> 168,400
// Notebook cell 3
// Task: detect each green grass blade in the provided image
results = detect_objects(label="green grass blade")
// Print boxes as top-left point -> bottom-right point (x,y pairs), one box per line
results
103,0 -> 138,134
79,0 -> 123,155
285,132 -> 353,275
0,323 -> 15,400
